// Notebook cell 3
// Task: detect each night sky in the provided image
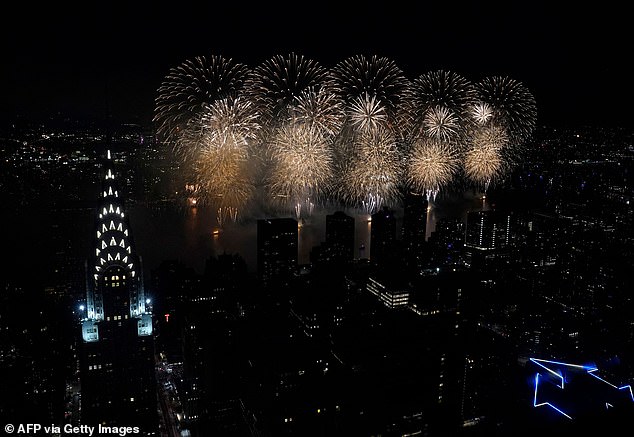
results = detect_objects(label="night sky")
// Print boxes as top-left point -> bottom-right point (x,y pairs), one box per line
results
2,1 -> 631,129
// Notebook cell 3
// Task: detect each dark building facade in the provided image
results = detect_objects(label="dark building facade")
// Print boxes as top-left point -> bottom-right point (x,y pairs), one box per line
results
370,206 -> 397,271
257,218 -> 298,289
325,211 -> 355,263
78,150 -> 157,434
402,192 -> 428,271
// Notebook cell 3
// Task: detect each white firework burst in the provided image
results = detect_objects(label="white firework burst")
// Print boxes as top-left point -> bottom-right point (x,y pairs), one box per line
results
423,106 -> 461,142
348,93 -> 388,133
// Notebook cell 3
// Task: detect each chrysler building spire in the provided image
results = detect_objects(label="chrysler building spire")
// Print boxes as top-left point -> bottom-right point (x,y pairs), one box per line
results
83,149 -> 151,338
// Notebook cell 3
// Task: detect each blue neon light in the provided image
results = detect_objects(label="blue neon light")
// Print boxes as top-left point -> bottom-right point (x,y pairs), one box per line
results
530,357 -> 634,420
530,358 -> 566,388
586,369 -> 634,401
533,373 -> 573,420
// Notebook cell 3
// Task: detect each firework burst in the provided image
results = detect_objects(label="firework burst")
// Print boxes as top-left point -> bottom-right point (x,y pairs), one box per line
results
331,54 -> 409,109
154,55 -> 249,144
407,137 -> 460,197
408,70 -> 475,111
177,96 -> 261,223
338,126 -> 402,214
405,70 -> 474,137
288,86 -> 345,138
267,123 -> 334,218
422,106 -> 462,142
469,102 -> 494,126
463,123 -> 509,190
331,54 -> 410,138
155,54 -> 538,215
348,93 -> 389,133
473,76 -> 537,146
246,53 -> 329,126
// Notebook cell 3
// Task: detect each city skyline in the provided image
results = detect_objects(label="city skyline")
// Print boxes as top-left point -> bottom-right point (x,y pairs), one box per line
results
3,3 -> 634,436
2,107 -> 634,436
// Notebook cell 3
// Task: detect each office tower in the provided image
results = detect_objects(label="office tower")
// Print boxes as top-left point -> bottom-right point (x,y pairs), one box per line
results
257,218 -> 298,288
79,150 -> 157,433
370,206 -> 397,271
366,276 -> 410,309
464,210 -> 511,250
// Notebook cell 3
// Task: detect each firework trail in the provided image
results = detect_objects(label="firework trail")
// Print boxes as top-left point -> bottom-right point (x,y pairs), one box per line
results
196,142 -> 256,226
154,55 -> 250,144
281,86 -> 344,218
328,55 -> 409,212
401,71 -> 475,200
246,54 -> 333,205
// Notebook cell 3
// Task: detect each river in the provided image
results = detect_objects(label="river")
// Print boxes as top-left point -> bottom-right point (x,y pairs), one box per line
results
126,190 -> 488,274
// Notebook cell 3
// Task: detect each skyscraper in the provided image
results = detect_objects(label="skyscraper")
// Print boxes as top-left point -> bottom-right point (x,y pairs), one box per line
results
325,210 -> 355,263
79,150 -> 157,434
464,210 -> 512,271
464,210 -> 510,250
370,206 -> 397,271
402,192 -> 428,271
257,218 -> 298,289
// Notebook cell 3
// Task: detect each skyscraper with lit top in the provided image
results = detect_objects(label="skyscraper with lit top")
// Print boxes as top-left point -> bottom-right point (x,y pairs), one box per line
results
79,150 -> 157,434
